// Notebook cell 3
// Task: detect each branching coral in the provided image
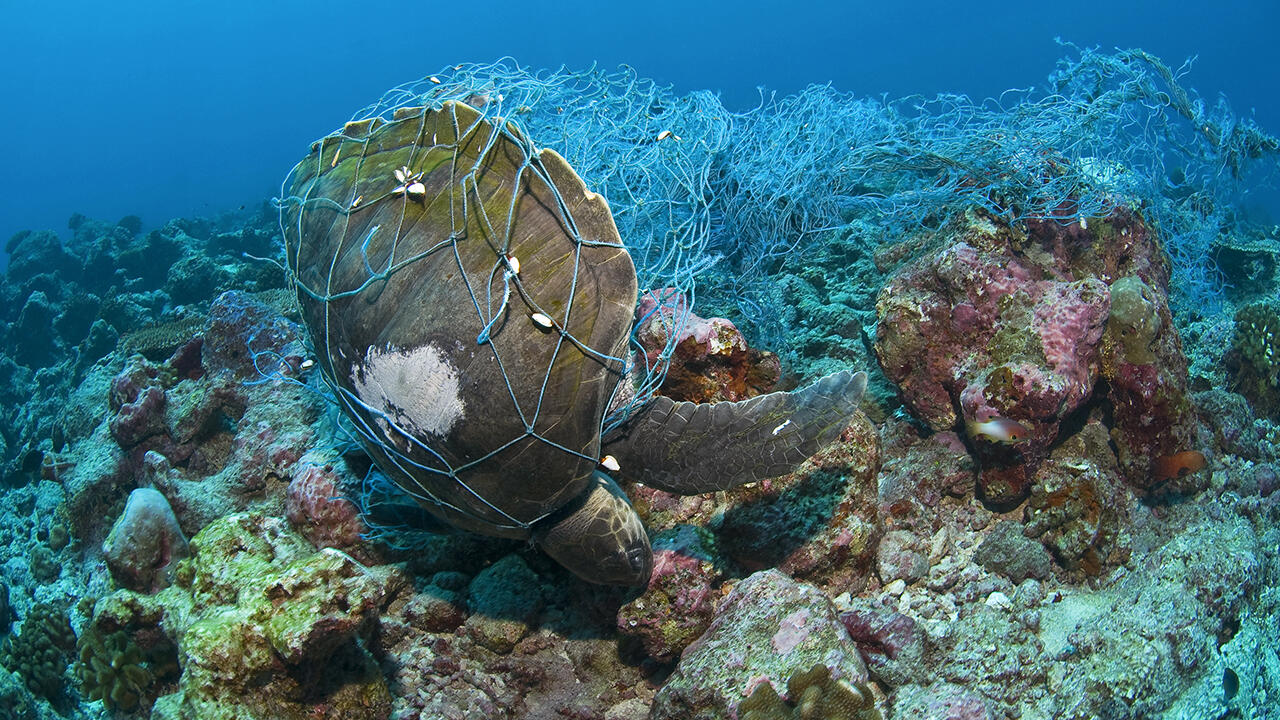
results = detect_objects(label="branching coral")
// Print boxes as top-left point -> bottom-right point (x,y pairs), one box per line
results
0,603 -> 76,700
76,630 -> 155,711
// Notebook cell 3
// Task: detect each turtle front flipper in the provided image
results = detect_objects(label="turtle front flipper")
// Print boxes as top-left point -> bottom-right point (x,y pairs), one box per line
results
603,370 -> 868,494
534,471 -> 653,586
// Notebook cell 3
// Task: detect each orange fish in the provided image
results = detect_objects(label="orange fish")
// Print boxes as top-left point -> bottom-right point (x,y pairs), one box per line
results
1152,450 -> 1207,483
966,417 -> 1031,444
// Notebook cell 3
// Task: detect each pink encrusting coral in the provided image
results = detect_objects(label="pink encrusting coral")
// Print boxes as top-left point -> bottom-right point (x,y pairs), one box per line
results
616,527 -> 722,664
875,208 -> 1200,505
633,287 -> 781,402
286,450 -> 369,554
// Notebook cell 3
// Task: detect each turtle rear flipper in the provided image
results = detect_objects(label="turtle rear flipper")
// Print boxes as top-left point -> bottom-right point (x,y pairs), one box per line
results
603,370 -> 868,494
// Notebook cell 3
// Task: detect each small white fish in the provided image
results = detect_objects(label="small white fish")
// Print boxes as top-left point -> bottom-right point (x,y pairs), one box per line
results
771,419 -> 792,436
965,417 -> 1031,444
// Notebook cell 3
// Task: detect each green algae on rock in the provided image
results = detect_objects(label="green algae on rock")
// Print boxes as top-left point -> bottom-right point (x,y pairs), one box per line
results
89,512 -> 392,720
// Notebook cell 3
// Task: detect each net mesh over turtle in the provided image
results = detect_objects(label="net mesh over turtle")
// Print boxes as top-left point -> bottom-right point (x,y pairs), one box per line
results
279,100 -> 646,537
333,61 -> 734,426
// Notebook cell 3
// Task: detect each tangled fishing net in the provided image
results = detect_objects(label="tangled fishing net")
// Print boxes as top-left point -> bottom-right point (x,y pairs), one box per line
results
275,44 -> 1279,542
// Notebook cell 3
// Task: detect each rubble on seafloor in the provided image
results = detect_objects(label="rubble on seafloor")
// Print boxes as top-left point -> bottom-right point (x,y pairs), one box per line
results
0,205 -> 1277,720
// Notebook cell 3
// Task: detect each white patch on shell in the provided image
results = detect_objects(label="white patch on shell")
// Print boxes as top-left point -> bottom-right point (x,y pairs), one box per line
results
351,343 -> 465,440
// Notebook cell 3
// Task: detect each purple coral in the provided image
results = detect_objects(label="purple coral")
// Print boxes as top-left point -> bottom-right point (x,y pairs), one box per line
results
285,453 -> 367,552
875,208 -> 1199,506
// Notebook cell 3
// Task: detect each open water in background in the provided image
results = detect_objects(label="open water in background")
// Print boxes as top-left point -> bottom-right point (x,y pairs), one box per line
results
0,0 -> 1277,262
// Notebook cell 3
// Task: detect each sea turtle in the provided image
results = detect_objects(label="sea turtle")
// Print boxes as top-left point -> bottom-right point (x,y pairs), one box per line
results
280,101 -> 866,585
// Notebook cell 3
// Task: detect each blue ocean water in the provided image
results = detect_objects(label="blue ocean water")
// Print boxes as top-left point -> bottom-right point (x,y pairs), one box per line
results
1,0 -> 1277,254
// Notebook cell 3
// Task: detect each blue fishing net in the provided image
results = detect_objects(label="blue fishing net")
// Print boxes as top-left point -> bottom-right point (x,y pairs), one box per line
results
336,46 -> 1277,351
275,45 -> 1278,541
345,62 -> 727,417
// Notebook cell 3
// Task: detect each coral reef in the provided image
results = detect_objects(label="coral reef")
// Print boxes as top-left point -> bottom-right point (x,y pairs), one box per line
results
634,287 -> 782,402
57,288 -> 320,547
0,602 -> 76,700
874,208 -> 1200,505
0,207 -> 284,488
90,512 -> 391,720
1,46 -> 1279,720
0,195 -> 1273,720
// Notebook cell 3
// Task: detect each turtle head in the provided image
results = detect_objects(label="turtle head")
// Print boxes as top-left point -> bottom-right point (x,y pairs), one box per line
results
534,471 -> 652,586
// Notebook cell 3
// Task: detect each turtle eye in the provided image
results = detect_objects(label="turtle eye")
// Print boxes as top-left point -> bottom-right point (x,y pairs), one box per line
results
623,546 -> 652,587
627,547 -> 648,573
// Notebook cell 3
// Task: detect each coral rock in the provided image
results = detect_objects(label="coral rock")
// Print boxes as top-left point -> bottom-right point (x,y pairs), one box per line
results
103,487 -> 190,593
651,569 -> 867,720
718,415 -> 881,591
876,430 -> 976,522
285,451 -> 366,551
202,290 -> 303,379
262,547 -> 385,665
617,525 -> 722,663
464,554 -> 544,654
875,208 -> 1195,507
838,606 -> 926,687
875,529 -> 928,586
634,288 -> 780,402
110,386 -> 168,448
973,521 -> 1052,582
891,682 -> 995,720
1101,274 -> 1200,494
1022,422 -> 1125,574
94,513 -> 391,720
